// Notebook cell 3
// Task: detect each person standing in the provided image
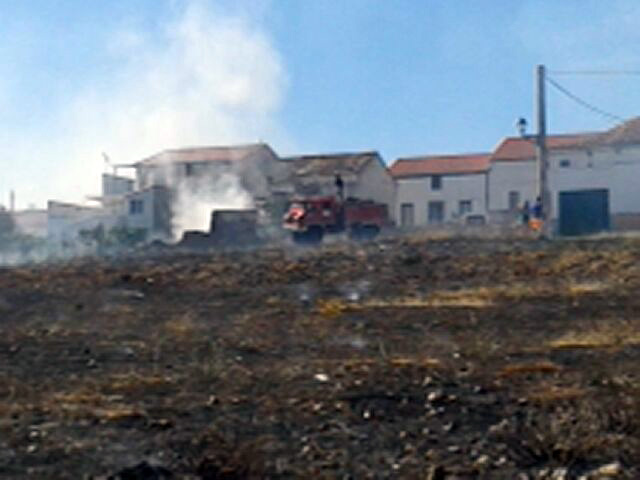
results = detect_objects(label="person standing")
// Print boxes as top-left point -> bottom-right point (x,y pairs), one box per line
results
533,196 -> 543,219
335,173 -> 344,201
521,200 -> 531,226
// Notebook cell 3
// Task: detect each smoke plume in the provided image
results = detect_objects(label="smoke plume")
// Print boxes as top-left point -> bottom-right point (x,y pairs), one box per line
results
2,1 -> 289,209
172,173 -> 254,238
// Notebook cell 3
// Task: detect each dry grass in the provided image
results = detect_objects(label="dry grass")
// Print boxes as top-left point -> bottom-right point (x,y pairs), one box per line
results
50,388 -> 148,422
549,321 -> 640,350
566,281 -> 609,296
315,298 -> 352,317
312,279 -> 615,316
361,291 -> 493,309
359,281 -> 609,311
93,406 -> 147,422
163,313 -> 200,337
387,356 -> 442,368
105,373 -> 175,394
526,384 -> 587,404
499,361 -> 563,378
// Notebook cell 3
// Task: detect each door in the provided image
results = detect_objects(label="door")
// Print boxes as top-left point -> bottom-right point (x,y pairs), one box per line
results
428,201 -> 445,224
400,203 -> 414,227
558,189 -> 609,236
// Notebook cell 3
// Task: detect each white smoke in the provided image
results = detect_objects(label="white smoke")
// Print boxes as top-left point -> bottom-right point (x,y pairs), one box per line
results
172,172 -> 254,238
2,1 -> 290,209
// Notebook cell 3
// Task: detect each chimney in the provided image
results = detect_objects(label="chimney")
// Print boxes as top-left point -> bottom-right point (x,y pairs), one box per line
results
9,190 -> 15,212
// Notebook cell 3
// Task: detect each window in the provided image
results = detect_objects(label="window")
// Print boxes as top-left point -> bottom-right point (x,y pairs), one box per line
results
508,191 -> 520,211
428,201 -> 445,224
400,203 -> 414,227
185,163 -> 194,176
129,199 -> 144,215
431,175 -> 442,190
559,159 -> 571,168
459,200 -> 472,215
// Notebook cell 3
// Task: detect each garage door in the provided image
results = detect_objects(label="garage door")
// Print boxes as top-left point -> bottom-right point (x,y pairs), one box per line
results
558,189 -> 610,236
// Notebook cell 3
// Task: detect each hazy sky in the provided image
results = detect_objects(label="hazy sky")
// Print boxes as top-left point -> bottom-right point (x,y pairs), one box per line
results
1,0 -> 639,208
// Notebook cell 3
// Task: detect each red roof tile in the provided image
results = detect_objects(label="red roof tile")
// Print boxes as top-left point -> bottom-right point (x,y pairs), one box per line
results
593,117 -> 640,146
390,153 -> 490,178
491,133 -> 600,162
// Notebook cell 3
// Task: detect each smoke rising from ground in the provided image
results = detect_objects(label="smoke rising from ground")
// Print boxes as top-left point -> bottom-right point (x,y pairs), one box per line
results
2,1 -> 289,209
172,173 -> 254,238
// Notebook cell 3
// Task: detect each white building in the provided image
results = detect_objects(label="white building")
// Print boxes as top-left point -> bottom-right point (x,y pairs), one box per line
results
135,143 -> 285,201
47,200 -> 119,244
488,117 -> 640,233
390,153 -> 490,227
123,185 -> 172,238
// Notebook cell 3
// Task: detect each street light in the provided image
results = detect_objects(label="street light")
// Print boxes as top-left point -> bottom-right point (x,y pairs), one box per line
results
516,117 -> 528,137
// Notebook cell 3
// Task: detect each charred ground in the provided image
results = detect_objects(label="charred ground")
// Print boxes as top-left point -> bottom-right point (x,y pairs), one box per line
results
1,235 -> 640,478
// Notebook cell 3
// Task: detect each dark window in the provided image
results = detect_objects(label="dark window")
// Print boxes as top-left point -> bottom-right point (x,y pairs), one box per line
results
428,201 -> 445,224
129,199 -> 144,215
459,200 -> 472,215
431,175 -> 442,190
559,159 -> 571,168
400,203 -> 414,227
185,163 -> 194,176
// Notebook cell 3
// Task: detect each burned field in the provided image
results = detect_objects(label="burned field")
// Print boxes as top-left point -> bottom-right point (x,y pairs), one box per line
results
1,236 -> 640,478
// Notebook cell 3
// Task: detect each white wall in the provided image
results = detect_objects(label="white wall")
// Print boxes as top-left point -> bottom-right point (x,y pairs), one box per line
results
124,189 -> 155,232
350,160 -> 396,221
395,173 -> 487,227
488,160 -> 536,212
47,201 -> 120,243
489,144 -> 640,219
102,174 -> 134,197
549,145 -> 640,217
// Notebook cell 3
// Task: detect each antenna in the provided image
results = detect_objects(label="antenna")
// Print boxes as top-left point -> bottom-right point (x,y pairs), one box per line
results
102,152 -> 116,175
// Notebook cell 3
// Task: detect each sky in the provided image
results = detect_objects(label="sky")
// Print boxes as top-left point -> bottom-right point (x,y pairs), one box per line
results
1,0 -> 640,209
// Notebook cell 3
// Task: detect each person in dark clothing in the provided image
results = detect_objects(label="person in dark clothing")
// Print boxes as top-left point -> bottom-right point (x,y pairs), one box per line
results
335,173 -> 344,200
521,200 -> 531,226
532,196 -> 543,219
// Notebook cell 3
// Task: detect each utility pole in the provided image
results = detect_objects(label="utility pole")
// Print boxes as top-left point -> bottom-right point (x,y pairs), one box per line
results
535,64 -> 551,235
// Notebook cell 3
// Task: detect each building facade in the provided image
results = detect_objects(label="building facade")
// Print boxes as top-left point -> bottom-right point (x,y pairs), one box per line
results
488,118 -> 640,232
390,153 -> 490,227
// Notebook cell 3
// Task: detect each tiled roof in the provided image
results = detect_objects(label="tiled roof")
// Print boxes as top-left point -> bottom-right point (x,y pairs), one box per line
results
389,153 -> 490,178
592,117 -> 640,146
283,151 -> 381,177
491,133 -> 600,162
136,143 -> 274,166
490,117 -> 640,161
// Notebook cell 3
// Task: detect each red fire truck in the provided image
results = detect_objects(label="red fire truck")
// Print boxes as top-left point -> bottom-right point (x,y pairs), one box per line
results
283,195 -> 389,244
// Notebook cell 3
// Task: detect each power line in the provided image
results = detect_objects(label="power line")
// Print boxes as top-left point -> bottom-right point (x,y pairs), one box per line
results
549,70 -> 640,76
545,76 -> 626,123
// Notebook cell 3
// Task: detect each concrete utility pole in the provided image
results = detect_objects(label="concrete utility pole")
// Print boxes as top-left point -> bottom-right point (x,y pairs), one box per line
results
535,64 -> 551,234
